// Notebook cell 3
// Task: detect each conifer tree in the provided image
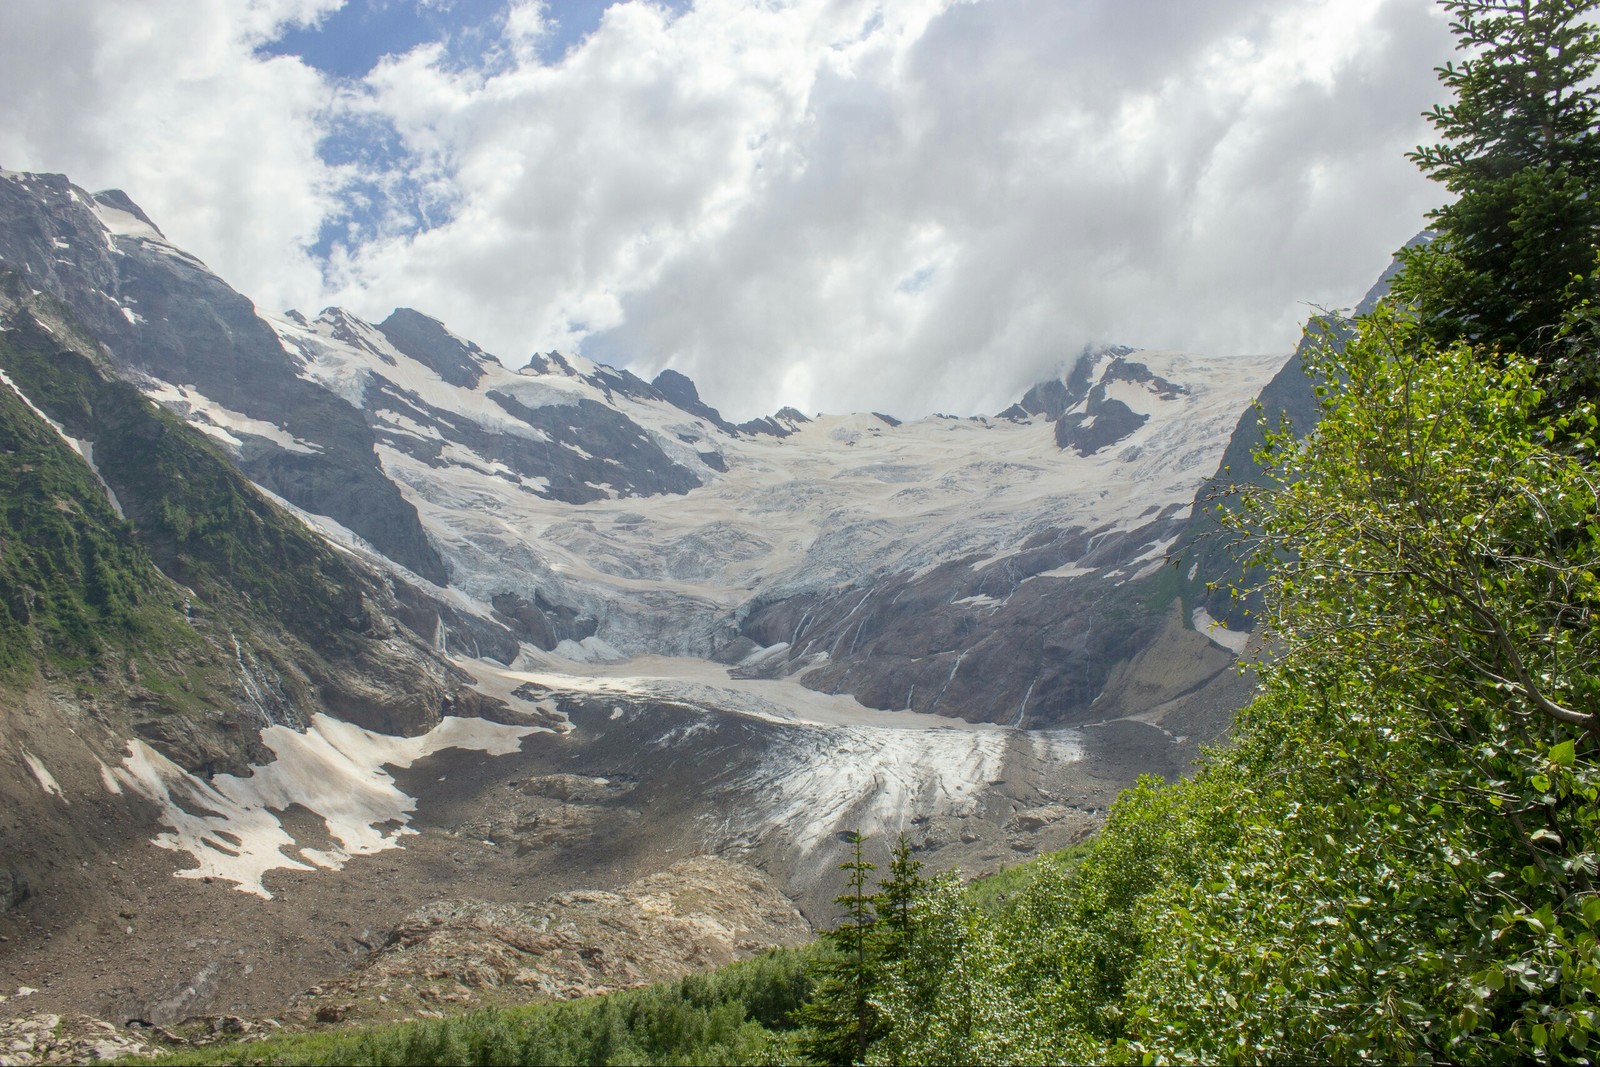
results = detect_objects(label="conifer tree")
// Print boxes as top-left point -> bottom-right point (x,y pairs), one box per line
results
798,831 -> 882,1065
873,834 -> 925,965
1394,0 -> 1600,403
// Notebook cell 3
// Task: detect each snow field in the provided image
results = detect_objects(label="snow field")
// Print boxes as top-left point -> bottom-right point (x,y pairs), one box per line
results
104,715 -> 544,898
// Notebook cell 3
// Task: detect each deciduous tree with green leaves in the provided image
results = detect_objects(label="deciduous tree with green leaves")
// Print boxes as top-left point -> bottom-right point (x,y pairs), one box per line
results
1119,311 -> 1600,1063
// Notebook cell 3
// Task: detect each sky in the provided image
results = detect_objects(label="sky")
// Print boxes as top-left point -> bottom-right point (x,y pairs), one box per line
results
0,0 -> 1457,420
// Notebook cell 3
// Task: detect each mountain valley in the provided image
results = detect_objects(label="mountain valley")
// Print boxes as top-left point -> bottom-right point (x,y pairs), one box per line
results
0,167 -> 1297,1038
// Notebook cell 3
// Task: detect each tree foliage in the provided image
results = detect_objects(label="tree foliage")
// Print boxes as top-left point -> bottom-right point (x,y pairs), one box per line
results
798,831 -> 884,1065
1115,316 -> 1600,1063
1394,0 -> 1600,404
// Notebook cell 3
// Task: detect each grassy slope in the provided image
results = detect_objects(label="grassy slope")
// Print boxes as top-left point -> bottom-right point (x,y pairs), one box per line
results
0,329 -> 204,688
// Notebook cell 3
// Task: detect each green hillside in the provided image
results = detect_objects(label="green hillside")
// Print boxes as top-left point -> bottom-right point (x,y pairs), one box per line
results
0,274 -> 483,774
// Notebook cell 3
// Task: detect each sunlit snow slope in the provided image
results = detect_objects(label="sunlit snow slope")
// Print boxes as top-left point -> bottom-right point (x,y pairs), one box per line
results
269,307 -> 1280,727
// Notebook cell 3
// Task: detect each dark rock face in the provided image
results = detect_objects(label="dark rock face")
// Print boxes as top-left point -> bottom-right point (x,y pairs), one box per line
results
998,347 -> 1111,421
521,350 -> 575,376
652,368 -> 740,435
0,172 -> 448,584
522,347 -> 665,406
489,591 -> 598,651
737,406 -> 812,437
583,362 -> 663,405
376,308 -> 494,389
740,506 -> 1193,727
994,347 -> 1181,455
1054,397 -> 1148,455
480,391 -> 702,503
998,377 -> 1075,422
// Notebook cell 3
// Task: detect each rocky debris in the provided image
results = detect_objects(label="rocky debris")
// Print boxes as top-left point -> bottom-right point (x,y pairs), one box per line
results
0,1009 -> 288,1065
98,959 -> 228,1029
516,774 -> 628,805
432,772 -> 635,857
0,1013 -> 159,1066
292,856 -> 810,1022
1005,805 -> 1071,833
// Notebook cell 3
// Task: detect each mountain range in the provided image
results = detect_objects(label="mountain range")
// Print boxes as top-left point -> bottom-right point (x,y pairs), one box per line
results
0,167 -> 1332,1029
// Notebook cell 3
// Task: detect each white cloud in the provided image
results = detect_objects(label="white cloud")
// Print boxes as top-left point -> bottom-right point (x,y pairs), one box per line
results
0,0 -> 1456,419
0,0 -> 342,313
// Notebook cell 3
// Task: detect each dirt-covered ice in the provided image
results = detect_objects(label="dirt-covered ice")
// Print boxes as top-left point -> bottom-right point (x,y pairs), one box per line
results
467,654 -> 1084,858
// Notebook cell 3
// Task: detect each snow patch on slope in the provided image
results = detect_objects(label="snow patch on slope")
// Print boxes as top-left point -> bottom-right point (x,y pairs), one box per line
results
108,714 -> 544,898
90,202 -> 163,243
1191,606 -> 1251,655
144,380 -> 322,454
22,752 -> 65,802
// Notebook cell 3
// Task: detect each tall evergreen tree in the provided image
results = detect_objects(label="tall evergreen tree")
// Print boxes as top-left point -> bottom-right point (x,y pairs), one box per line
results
873,835 -> 925,965
1393,0 -> 1600,403
799,832 -> 882,1065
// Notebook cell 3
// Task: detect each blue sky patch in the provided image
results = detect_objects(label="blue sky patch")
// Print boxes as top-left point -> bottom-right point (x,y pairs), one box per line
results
310,111 -> 450,261
259,1 -> 690,78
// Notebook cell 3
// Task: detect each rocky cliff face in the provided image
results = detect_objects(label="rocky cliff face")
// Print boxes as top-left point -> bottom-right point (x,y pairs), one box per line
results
0,171 -> 446,584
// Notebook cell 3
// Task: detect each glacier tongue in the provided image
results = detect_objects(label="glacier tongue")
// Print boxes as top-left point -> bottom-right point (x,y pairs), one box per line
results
462,653 -> 1086,867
